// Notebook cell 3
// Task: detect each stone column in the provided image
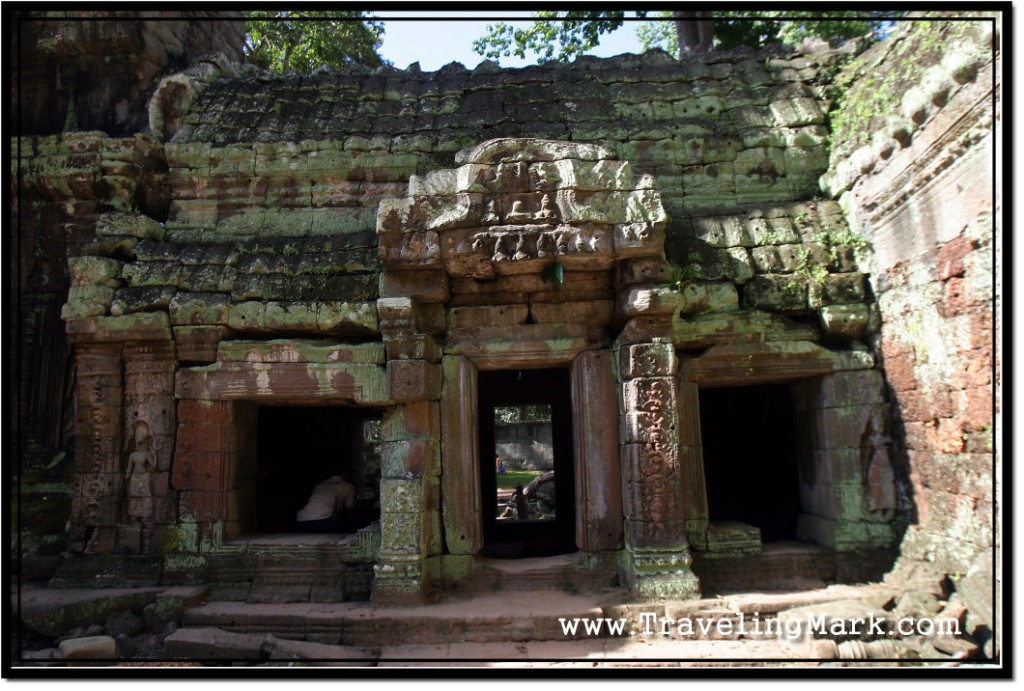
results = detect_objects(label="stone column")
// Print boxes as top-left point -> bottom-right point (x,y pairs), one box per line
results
68,343 -> 124,554
440,354 -> 481,556
677,360 -> 709,551
171,398 -> 232,555
120,340 -> 177,553
373,297 -> 442,604
618,339 -> 700,600
571,349 -> 622,552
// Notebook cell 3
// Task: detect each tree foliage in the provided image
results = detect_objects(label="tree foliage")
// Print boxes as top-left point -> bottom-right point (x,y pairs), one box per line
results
638,11 -> 893,57
495,405 -> 551,424
244,11 -> 385,73
473,10 -> 628,62
475,11 -> 897,63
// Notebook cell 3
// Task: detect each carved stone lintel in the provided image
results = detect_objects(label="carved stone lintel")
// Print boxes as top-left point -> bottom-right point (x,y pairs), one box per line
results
175,362 -> 390,404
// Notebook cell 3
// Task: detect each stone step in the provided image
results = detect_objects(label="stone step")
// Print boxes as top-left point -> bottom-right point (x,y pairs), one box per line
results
164,627 -> 377,664
444,552 -> 618,593
163,626 -> 802,666
692,541 -> 896,595
181,590 -> 613,647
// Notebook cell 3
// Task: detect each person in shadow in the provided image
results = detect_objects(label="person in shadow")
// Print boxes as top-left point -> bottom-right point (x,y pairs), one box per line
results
295,472 -> 356,533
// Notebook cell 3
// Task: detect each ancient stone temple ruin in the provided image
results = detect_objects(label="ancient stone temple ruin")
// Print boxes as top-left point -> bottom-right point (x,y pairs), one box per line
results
13,12 -> 999,662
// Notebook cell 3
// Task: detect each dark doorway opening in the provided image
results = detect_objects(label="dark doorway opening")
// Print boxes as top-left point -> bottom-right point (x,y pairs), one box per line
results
478,368 -> 577,558
699,384 -> 801,542
255,406 -> 382,534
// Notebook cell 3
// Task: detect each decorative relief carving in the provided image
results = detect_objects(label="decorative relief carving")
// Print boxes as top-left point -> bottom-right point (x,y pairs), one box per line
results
439,223 -> 616,277
864,409 -> 896,519
123,419 -> 157,524
377,139 -> 665,279
620,340 -> 685,549
379,511 -> 422,554
379,231 -> 442,268
505,199 -> 530,222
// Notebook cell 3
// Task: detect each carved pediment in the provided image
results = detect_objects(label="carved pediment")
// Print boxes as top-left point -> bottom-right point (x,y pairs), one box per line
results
377,139 -> 667,277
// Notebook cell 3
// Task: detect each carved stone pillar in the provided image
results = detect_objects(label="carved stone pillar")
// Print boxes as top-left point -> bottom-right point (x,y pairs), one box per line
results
69,343 -> 124,554
120,340 -> 177,553
373,297 -> 442,604
170,397 -> 241,557
618,340 -> 700,600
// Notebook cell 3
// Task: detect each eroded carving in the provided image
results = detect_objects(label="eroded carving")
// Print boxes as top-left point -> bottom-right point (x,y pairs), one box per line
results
864,409 -> 896,519
123,419 -> 157,525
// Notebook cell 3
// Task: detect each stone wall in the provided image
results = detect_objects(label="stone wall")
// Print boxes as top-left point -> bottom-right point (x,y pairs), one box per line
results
133,43 -> 876,353
822,19 -> 998,575
163,42 -> 838,237
13,12 -> 244,574
14,12 -> 246,137
14,15 -> 1000,603
495,421 -> 553,471
19,27 -> 878,580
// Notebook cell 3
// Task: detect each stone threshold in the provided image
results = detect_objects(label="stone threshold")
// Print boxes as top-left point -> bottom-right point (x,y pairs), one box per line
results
222,532 -> 361,547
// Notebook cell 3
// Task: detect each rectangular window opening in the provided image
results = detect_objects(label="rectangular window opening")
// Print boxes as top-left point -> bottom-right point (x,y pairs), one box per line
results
253,405 -> 382,536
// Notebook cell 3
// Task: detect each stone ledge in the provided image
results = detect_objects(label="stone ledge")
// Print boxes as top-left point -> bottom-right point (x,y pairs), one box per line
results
65,313 -> 173,344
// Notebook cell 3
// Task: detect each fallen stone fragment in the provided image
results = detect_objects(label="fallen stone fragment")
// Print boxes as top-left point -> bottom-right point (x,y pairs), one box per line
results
163,627 -> 265,660
58,635 -> 119,659
262,636 -> 379,666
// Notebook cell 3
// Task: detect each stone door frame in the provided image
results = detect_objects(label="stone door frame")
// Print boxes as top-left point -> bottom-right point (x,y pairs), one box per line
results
440,344 -> 622,560
676,342 -> 894,553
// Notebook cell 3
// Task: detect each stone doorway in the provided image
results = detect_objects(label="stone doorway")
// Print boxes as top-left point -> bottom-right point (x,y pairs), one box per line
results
254,406 -> 383,535
477,368 -> 577,558
699,383 -> 802,545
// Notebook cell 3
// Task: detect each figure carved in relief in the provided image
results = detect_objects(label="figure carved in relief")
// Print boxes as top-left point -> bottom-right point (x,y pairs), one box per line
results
865,410 -> 896,518
574,229 -> 592,253
538,193 -> 555,219
536,234 -> 552,258
483,199 -> 500,224
124,419 -> 156,523
513,235 -> 530,261
506,199 -> 530,222
493,236 -> 509,262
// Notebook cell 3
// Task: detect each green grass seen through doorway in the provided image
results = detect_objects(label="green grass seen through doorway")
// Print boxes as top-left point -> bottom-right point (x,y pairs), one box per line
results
496,470 -> 542,490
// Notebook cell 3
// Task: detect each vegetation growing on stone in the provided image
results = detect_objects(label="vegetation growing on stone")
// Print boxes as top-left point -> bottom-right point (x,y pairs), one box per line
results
825,18 -> 990,160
